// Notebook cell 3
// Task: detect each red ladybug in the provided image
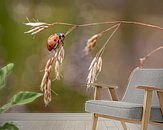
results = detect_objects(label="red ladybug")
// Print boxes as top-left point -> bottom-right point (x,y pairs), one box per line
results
47,33 -> 65,51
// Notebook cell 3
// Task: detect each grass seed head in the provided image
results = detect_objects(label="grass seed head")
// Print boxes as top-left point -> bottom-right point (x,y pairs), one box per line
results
40,46 -> 64,106
84,34 -> 101,55
87,56 -> 102,88
24,22 -> 51,35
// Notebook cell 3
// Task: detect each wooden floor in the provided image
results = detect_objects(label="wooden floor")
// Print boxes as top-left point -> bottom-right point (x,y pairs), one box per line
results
0,113 -> 140,130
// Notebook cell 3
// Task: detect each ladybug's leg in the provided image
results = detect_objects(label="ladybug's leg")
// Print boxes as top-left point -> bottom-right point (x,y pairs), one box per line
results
53,42 -> 59,49
60,40 -> 64,46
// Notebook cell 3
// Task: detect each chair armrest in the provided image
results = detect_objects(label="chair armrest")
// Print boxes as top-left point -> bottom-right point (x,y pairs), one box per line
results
88,83 -> 118,89
88,83 -> 119,101
137,86 -> 163,92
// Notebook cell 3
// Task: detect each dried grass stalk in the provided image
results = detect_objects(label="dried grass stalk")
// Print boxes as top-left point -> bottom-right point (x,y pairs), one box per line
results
139,46 -> 163,68
40,46 -> 64,106
87,56 -> 102,88
86,24 -> 120,89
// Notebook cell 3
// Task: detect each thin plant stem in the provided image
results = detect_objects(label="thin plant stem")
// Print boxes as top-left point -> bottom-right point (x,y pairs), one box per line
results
65,25 -> 78,36
98,24 -> 118,35
96,23 -> 121,58
77,21 -> 163,30
77,21 -> 118,27
51,22 -> 76,26
51,21 -> 163,30
139,46 -> 163,68
51,89 -> 58,95
120,21 -> 163,30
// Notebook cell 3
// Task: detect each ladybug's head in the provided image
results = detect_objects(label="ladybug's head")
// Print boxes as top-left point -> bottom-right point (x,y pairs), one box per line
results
57,33 -> 65,41
47,34 -> 59,51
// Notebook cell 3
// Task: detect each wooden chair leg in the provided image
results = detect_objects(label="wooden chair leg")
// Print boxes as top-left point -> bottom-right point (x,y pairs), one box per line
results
141,90 -> 152,130
157,91 -> 163,114
121,121 -> 127,130
92,114 -> 98,130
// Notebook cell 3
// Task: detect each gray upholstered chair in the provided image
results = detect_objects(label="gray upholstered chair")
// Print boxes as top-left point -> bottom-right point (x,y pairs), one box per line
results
85,68 -> 163,130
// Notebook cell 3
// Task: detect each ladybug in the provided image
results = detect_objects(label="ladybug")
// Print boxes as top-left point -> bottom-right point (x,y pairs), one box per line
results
47,33 -> 65,51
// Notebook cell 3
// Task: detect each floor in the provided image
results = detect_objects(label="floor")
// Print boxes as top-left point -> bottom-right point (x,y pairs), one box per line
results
0,113 -> 140,130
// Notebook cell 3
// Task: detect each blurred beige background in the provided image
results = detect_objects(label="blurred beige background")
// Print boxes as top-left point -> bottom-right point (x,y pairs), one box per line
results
0,0 -> 163,112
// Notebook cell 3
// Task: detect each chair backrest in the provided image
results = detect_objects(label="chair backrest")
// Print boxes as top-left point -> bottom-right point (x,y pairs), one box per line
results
122,68 -> 163,106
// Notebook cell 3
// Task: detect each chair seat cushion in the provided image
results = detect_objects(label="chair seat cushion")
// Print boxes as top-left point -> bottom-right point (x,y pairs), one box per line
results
85,100 -> 163,123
